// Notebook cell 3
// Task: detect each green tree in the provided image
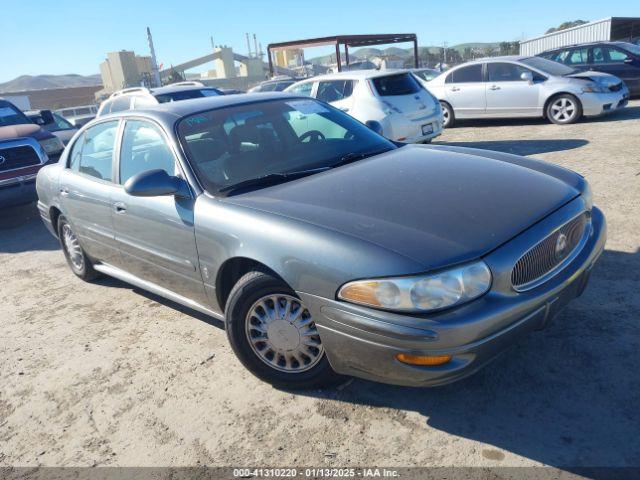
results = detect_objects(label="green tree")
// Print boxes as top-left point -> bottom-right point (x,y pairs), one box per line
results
546,20 -> 588,34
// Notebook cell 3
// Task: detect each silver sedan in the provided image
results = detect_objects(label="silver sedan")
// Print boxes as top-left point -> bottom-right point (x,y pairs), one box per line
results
424,56 -> 629,127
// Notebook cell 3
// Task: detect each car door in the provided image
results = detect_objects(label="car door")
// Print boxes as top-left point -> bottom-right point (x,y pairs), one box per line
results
591,46 -> 640,91
110,118 -> 207,304
443,64 -> 486,116
485,62 -> 544,117
58,120 -> 122,265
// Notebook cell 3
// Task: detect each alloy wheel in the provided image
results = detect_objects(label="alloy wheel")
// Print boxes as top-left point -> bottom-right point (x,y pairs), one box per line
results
550,97 -> 577,123
245,294 -> 323,373
62,224 -> 84,270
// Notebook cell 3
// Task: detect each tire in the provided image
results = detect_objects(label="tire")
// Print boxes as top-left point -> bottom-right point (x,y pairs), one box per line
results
57,215 -> 100,281
225,270 -> 343,389
546,94 -> 582,125
440,101 -> 455,128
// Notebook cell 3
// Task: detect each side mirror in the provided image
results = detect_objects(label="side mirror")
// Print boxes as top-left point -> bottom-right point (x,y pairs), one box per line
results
40,110 -> 55,124
365,120 -> 384,136
124,169 -> 190,198
520,71 -> 534,83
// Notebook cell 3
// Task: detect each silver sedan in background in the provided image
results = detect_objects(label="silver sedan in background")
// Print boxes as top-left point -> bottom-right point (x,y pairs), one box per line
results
425,56 -> 629,127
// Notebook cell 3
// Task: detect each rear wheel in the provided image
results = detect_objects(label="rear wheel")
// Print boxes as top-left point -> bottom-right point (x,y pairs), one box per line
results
440,101 -> 455,128
57,216 -> 100,281
546,94 -> 582,125
225,270 -> 343,389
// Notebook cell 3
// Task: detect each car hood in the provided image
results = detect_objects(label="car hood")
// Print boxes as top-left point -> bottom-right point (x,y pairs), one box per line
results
0,123 -> 54,141
224,145 -> 579,269
565,70 -> 622,86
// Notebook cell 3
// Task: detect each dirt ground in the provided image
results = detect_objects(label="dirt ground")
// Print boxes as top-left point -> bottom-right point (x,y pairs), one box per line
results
1,101 -> 639,470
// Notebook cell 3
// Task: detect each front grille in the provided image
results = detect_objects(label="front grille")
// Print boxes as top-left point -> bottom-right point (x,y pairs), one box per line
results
0,145 -> 41,172
511,213 -> 589,290
609,83 -> 623,92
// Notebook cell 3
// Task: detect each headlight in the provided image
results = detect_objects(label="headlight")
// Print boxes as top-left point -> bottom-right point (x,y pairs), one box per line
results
582,182 -> 593,210
581,83 -> 608,93
39,137 -> 64,154
338,261 -> 492,313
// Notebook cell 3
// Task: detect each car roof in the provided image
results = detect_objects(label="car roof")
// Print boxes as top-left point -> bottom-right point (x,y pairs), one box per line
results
149,84 -> 219,95
543,41 -> 634,52
96,92 -> 301,123
295,69 -> 411,82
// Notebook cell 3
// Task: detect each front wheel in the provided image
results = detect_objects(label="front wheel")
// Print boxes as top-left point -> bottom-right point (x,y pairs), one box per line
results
440,101 -> 455,128
225,270 -> 343,389
546,94 -> 582,125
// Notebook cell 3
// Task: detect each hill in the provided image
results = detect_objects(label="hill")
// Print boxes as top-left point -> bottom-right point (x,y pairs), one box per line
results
0,74 -> 102,93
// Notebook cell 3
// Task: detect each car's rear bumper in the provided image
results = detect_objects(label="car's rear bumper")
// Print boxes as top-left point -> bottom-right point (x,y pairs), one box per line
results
299,205 -> 606,387
580,88 -> 630,116
384,112 -> 444,143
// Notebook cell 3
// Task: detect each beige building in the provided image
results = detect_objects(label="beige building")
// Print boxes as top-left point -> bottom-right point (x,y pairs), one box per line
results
99,50 -> 153,92
274,48 -> 303,68
212,47 -> 236,79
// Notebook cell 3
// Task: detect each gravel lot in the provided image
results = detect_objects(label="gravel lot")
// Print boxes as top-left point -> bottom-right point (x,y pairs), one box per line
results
1,101 -> 639,470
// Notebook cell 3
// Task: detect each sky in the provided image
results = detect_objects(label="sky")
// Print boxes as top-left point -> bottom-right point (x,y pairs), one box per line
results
0,0 -> 638,83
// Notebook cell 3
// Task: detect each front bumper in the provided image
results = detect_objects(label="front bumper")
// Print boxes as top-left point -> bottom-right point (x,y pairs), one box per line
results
580,87 -> 630,116
299,200 -> 606,387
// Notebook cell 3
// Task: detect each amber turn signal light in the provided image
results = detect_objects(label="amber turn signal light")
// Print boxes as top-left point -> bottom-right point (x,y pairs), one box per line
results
395,353 -> 452,366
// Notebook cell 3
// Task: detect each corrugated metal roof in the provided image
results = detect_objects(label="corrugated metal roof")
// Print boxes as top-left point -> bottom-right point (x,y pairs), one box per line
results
520,18 -> 612,55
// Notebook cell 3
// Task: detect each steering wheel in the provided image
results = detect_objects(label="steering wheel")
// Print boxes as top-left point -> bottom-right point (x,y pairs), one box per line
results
299,130 -> 326,143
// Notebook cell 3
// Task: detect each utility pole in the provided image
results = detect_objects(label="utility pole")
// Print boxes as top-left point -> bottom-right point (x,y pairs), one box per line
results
253,34 -> 259,61
147,27 -> 162,87
210,36 -> 215,51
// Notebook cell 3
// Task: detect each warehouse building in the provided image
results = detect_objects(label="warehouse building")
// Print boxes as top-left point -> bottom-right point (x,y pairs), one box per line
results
520,17 -> 640,56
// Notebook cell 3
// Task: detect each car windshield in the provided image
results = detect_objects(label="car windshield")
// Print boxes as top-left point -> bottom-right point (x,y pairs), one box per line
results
521,57 -> 577,76
155,88 -> 221,103
0,103 -> 32,127
621,43 -> 640,56
177,98 -> 396,194
372,73 -> 422,96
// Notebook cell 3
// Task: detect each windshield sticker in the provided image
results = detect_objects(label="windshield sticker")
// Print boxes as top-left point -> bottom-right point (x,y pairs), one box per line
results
0,107 -> 18,118
286,100 -> 329,115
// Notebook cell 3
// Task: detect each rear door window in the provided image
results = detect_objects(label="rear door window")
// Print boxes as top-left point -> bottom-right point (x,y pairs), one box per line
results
316,80 -> 355,102
567,48 -> 588,65
446,64 -> 483,83
73,121 -> 119,181
371,73 -> 421,96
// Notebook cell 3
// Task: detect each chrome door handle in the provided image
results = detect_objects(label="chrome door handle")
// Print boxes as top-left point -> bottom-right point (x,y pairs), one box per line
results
60,187 -> 69,196
489,85 -> 501,91
113,202 -> 127,214
450,86 -> 460,92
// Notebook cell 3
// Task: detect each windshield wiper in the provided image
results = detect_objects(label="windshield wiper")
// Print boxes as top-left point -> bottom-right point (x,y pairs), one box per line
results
331,148 -> 392,168
219,167 -> 330,194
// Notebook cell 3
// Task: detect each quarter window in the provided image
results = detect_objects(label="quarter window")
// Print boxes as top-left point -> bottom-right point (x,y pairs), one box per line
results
119,120 -> 176,185
447,64 -> 483,83
316,80 -> 355,102
72,121 -> 119,181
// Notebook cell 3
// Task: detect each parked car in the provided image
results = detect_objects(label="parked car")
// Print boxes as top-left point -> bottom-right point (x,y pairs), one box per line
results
1,99 -> 63,207
285,70 -> 443,143
97,81 -> 223,117
427,56 -> 629,127
411,67 -> 441,82
248,77 -> 297,93
538,42 -> 640,96
36,93 -> 605,388
54,105 -> 97,128
218,88 -> 246,95
26,109 -> 78,145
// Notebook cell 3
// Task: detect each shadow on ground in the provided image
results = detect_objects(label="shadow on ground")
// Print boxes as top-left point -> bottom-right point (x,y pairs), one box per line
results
0,202 -> 59,253
299,248 -> 640,470
449,105 -> 640,128
435,139 -> 588,156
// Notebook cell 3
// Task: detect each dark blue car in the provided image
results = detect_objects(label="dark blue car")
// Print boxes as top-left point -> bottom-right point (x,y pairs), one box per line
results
539,41 -> 640,96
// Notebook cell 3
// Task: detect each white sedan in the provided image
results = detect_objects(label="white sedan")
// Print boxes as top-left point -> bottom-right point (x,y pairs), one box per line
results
285,70 -> 443,143
424,56 -> 629,127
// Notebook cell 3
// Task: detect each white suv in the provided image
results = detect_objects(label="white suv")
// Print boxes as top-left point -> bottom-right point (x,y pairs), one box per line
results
97,82 -> 223,117
285,70 -> 443,143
